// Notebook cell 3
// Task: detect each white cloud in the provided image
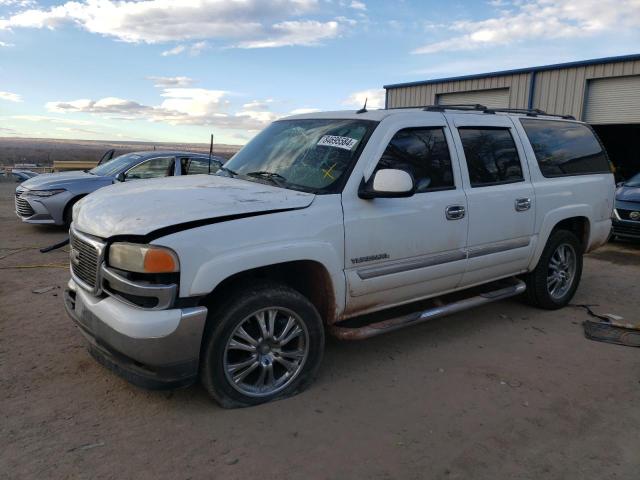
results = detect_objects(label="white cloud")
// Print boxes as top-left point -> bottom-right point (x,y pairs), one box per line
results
235,20 -> 340,48
13,114 -> 94,126
44,84 -> 285,131
0,90 -> 21,102
349,1 -> 366,11
0,40 -> 13,46
161,45 -> 186,56
0,0 -> 351,49
146,76 -> 194,88
342,88 -> 385,109
413,0 -> 640,54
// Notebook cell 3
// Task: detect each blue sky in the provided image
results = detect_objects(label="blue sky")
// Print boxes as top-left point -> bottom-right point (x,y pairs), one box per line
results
0,0 -> 638,144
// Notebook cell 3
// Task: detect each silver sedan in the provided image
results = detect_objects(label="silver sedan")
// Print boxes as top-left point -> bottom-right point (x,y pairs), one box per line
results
15,151 -> 224,226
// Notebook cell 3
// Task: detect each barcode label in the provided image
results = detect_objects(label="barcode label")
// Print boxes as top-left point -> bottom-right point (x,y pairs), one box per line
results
317,135 -> 358,151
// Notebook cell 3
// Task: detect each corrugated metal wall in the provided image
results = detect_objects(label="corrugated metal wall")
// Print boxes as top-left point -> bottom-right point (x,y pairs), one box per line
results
386,58 -> 640,121
532,59 -> 640,119
386,73 -> 530,110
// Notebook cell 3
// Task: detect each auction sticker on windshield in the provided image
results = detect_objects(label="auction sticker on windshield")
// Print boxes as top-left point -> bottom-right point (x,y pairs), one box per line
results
317,135 -> 358,151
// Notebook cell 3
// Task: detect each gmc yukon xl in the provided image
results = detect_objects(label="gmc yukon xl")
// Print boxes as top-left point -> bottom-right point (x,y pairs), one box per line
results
64,105 -> 614,408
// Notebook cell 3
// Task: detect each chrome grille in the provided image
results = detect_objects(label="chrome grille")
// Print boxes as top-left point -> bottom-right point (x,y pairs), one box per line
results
70,229 -> 104,291
15,196 -> 35,217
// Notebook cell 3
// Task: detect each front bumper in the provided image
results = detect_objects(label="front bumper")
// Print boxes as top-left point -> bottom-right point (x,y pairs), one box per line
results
64,279 -> 208,389
14,190 -> 71,225
612,219 -> 640,239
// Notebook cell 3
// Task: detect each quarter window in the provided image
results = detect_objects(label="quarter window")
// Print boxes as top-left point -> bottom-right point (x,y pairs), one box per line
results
375,127 -> 454,193
520,119 -> 610,177
181,157 -> 212,175
126,157 -> 175,180
459,128 -> 524,187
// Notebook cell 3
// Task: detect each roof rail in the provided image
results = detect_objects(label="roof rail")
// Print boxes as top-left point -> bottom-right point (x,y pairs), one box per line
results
423,104 -> 495,114
490,108 -> 576,120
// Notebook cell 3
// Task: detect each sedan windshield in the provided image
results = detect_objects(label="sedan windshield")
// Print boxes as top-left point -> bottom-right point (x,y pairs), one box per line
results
625,172 -> 640,187
220,119 -> 377,193
89,153 -> 143,177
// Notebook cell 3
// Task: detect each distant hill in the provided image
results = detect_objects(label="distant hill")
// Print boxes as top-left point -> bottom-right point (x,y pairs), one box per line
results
0,137 -> 241,166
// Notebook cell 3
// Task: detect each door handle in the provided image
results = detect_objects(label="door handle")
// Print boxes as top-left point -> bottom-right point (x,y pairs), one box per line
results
445,205 -> 466,220
515,198 -> 531,212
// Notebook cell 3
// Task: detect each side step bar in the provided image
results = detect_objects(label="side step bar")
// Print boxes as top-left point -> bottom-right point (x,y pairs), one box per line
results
330,278 -> 526,340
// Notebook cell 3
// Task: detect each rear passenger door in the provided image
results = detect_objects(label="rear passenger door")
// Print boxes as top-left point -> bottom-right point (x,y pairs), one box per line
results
447,114 -> 536,286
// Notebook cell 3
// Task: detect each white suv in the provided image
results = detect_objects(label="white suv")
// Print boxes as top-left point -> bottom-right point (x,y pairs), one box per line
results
64,106 -> 615,407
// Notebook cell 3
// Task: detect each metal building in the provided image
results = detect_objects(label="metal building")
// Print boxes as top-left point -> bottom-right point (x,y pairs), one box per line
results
384,54 -> 640,178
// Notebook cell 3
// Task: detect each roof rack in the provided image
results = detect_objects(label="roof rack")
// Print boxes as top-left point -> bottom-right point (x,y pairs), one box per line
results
421,104 -> 575,120
490,108 -> 576,120
423,104 -> 495,114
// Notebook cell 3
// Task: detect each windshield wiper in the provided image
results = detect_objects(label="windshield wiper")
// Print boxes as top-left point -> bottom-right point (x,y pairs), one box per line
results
245,171 -> 287,187
218,166 -> 238,177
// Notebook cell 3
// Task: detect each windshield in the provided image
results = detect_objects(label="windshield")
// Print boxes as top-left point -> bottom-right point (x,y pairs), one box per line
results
89,153 -> 143,177
220,118 -> 377,193
625,172 -> 640,187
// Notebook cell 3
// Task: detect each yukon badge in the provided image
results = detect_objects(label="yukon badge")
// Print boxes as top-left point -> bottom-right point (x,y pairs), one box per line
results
351,253 -> 390,265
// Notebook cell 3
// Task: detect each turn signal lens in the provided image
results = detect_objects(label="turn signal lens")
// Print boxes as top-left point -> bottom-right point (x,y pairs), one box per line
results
109,243 -> 179,273
143,248 -> 178,273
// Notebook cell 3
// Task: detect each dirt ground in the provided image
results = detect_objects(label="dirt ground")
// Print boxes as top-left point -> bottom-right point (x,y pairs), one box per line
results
1,181 -> 639,480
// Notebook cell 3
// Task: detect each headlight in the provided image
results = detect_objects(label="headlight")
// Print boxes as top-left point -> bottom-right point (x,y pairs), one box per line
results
25,189 -> 66,197
108,243 -> 179,273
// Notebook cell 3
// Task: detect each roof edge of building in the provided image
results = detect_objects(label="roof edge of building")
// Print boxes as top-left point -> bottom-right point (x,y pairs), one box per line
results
383,53 -> 640,90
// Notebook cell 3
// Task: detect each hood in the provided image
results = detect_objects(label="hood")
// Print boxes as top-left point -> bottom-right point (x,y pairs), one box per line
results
20,170 -> 110,190
616,185 -> 640,203
74,174 -> 315,238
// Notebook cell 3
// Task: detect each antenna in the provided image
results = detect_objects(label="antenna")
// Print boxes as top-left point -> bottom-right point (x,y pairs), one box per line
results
208,133 -> 214,174
356,98 -> 368,114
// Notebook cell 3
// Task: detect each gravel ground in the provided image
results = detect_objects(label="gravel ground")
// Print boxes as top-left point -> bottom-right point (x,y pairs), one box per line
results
1,182 -> 639,480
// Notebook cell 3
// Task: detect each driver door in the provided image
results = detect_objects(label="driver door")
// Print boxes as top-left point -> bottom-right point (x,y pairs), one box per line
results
342,121 -> 469,315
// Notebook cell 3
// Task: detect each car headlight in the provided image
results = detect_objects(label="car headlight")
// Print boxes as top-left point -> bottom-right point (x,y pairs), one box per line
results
108,243 -> 179,273
25,189 -> 66,197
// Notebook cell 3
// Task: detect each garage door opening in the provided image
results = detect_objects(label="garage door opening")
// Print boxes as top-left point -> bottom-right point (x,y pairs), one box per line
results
591,124 -> 640,181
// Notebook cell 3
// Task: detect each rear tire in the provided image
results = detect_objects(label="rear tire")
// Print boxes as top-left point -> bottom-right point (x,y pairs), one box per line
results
200,283 -> 324,408
523,230 -> 583,310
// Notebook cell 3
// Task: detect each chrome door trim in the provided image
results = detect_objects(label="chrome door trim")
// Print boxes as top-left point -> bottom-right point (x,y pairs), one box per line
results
356,236 -> 532,280
357,249 -> 467,280
467,236 -> 530,259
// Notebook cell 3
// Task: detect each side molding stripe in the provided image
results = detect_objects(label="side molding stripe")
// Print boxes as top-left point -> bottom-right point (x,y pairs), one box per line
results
356,237 -> 531,280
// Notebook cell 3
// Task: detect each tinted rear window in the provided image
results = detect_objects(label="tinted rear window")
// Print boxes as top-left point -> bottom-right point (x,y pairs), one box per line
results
458,128 -> 524,187
520,119 -> 610,177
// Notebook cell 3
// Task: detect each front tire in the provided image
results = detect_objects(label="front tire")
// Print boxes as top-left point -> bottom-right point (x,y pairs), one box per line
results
523,230 -> 583,310
200,283 -> 324,408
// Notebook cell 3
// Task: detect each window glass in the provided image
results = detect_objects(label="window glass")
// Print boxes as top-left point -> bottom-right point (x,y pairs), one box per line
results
375,127 -> 454,192
181,157 -> 211,175
125,157 -> 174,180
220,119 -> 377,194
89,153 -> 142,177
459,128 -> 523,187
520,119 -> 610,177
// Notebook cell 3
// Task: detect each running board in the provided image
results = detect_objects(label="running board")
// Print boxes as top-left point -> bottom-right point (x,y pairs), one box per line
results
330,278 -> 526,340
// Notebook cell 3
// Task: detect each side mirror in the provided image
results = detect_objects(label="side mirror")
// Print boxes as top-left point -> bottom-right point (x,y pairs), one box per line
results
116,172 -> 126,182
359,169 -> 415,199
616,181 -> 625,188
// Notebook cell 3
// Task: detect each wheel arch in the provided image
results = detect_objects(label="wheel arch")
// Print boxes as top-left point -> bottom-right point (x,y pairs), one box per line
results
529,208 -> 592,270
198,260 -> 340,328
